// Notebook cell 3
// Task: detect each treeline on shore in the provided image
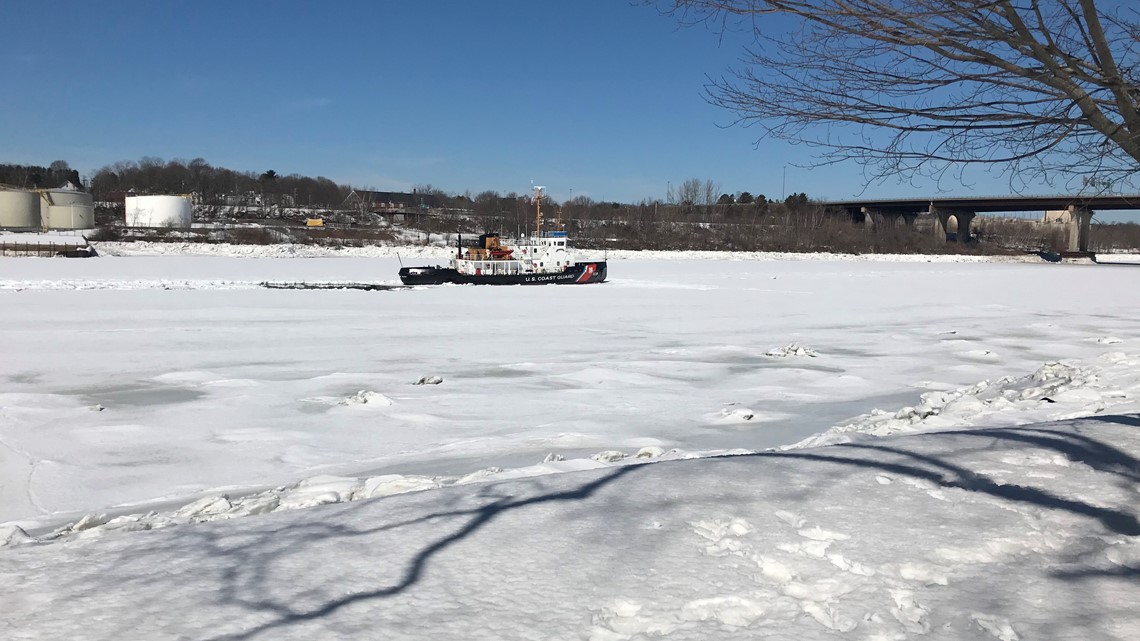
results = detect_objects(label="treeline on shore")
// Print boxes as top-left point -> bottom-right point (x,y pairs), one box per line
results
88,158 -> 351,208
5,157 -> 1139,254
417,204 -> 1140,255
0,161 -> 83,190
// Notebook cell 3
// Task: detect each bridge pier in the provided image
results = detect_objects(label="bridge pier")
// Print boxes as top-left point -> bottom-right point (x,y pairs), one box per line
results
1065,205 -> 1093,253
928,206 -> 975,242
860,208 -> 919,229
861,207 -> 889,228
957,212 -> 976,241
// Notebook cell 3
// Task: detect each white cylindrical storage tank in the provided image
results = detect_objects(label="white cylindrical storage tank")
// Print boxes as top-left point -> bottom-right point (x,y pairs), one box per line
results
40,190 -> 95,229
0,189 -> 42,229
125,195 -> 193,228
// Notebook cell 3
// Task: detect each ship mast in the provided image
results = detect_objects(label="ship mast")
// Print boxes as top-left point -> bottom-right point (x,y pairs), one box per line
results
533,185 -> 544,238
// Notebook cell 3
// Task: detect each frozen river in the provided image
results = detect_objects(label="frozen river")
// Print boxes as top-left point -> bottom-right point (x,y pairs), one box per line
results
1,254 -> 1137,526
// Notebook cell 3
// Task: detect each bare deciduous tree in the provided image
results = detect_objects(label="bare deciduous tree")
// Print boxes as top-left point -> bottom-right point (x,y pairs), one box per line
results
701,178 -> 721,205
676,177 -> 702,206
674,177 -> 723,207
650,1 -> 1140,190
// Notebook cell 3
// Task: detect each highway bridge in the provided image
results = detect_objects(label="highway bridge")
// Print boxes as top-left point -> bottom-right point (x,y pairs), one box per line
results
821,194 -> 1140,253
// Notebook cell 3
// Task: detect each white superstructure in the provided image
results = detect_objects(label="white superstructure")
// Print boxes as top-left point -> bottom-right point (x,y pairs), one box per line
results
453,231 -> 574,277
451,187 -> 575,277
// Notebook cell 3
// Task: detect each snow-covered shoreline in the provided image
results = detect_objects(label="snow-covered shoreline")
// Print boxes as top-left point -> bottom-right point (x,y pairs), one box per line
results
89,239 -> 1055,263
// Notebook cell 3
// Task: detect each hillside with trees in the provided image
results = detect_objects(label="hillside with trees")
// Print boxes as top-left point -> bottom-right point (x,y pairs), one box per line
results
88,157 -> 351,210
0,161 -> 82,190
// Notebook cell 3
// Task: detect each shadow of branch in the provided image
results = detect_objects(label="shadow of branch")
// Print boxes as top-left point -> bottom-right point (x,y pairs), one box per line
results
1052,565 -> 1140,580
761,417 -> 1140,536
205,464 -> 641,641
74,414 -> 1137,640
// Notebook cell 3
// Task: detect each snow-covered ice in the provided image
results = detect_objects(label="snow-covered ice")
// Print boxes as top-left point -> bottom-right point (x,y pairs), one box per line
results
1,414 -> 1137,640
2,254 -> 1137,528
1,247 -> 1138,639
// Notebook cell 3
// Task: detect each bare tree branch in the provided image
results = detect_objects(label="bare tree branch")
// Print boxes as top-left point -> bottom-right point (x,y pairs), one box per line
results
648,0 -> 1140,189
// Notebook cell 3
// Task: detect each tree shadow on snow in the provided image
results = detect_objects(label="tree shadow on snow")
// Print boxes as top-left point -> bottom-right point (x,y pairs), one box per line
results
769,417 -> 1140,537
215,414 -> 1137,639
738,414 -> 1140,623
1084,413 -> 1140,429
57,414 -> 1139,640
186,465 -> 643,641
1052,565 -> 1140,580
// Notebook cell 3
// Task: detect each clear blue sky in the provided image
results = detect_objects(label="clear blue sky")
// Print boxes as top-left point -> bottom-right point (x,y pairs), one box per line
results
1,0 -> 1135,216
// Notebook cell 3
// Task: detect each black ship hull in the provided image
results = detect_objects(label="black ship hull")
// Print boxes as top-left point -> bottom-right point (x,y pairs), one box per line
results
400,261 -> 607,286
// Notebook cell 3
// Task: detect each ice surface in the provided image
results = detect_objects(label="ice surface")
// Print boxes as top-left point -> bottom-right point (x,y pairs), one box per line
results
1,248 -> 1139,639
1,254 -> 1138,529
1,415 -> 1137,640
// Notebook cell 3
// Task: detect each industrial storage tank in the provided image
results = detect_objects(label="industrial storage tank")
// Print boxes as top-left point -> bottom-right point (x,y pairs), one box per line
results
125,195 -> 192,228
40,189 -> 95,230
0,188 -> 42,229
